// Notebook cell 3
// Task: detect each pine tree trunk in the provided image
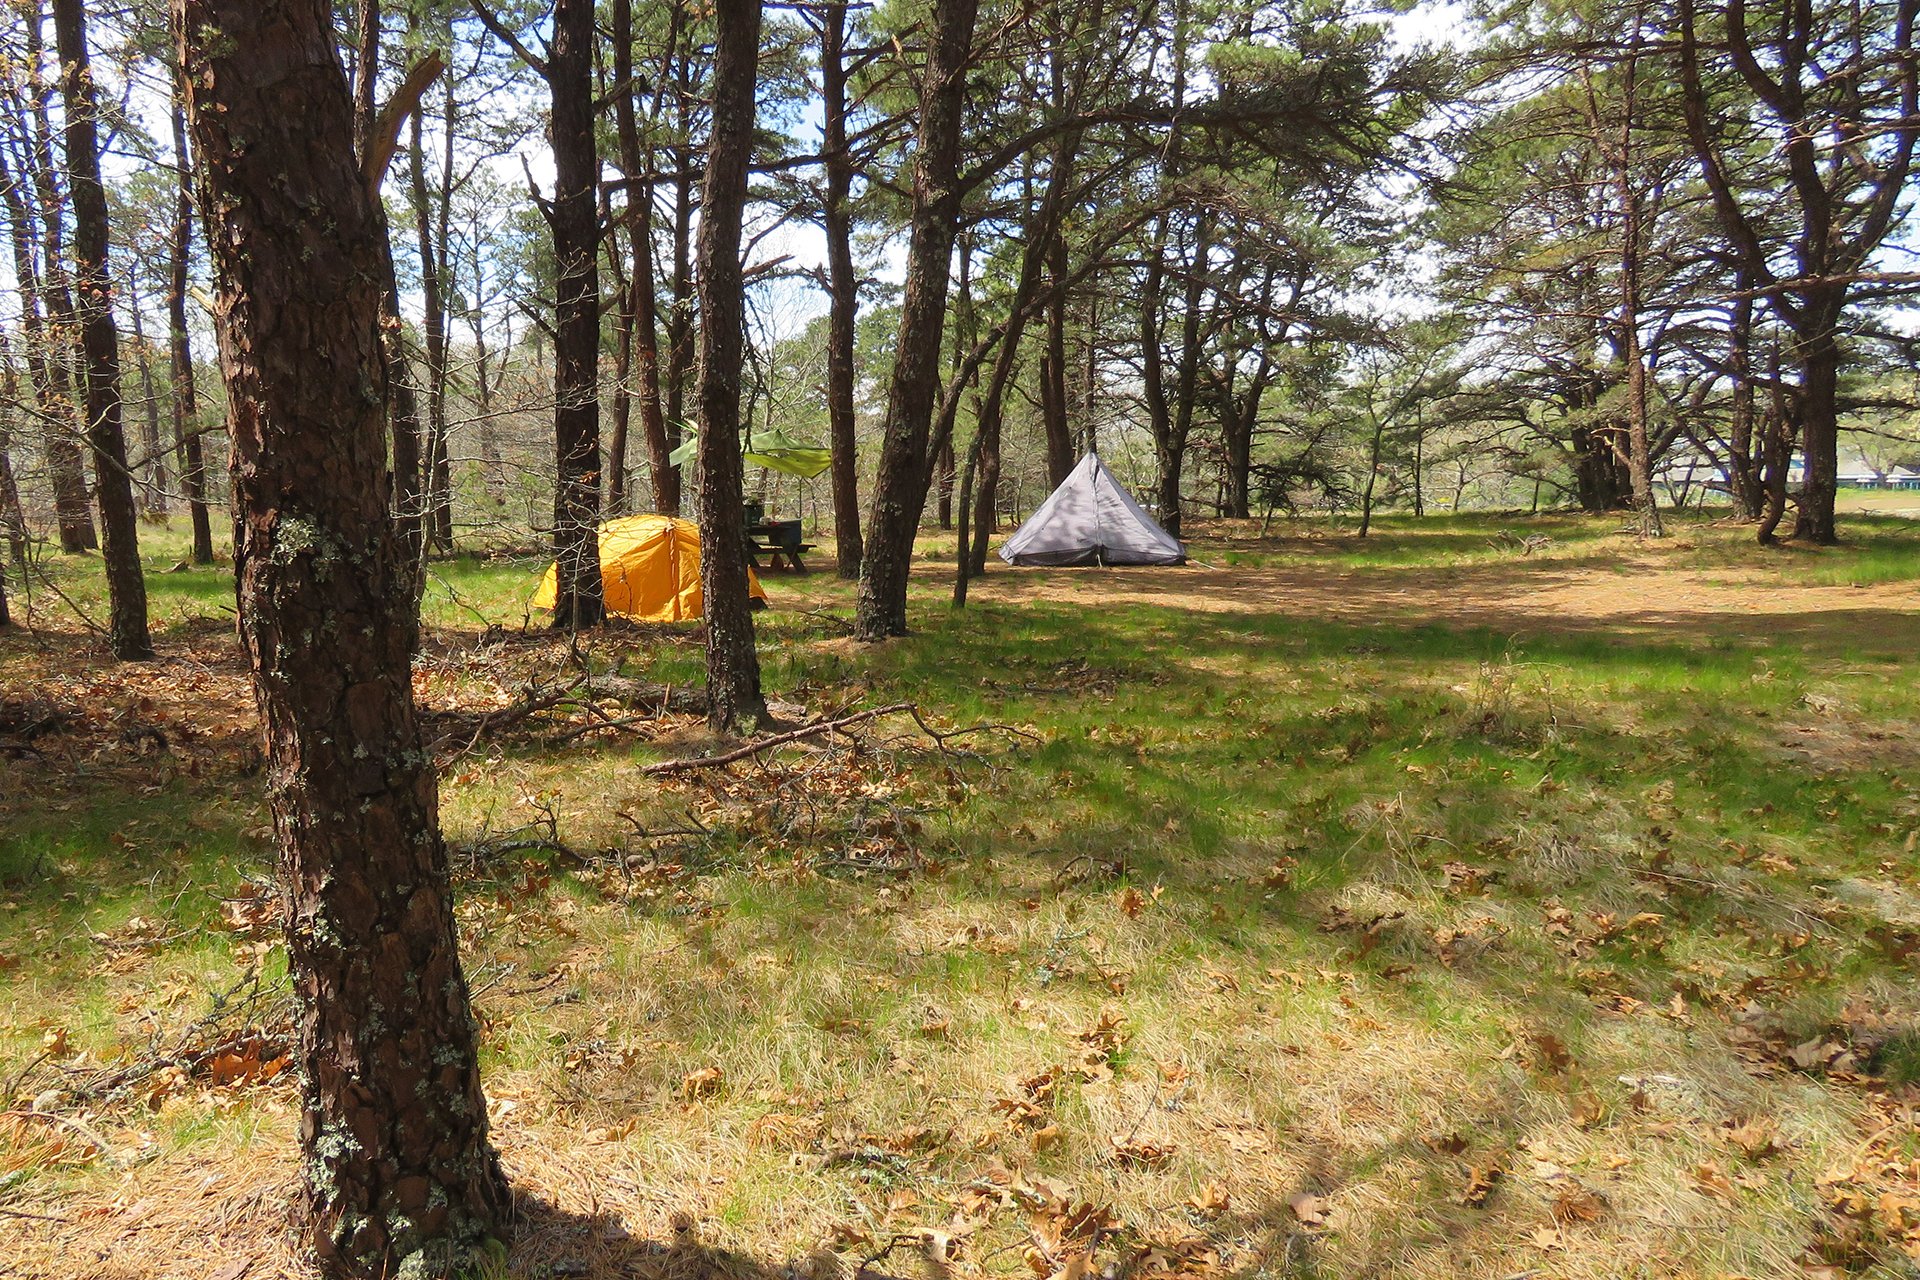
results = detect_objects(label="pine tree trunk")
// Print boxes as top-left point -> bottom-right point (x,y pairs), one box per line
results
0,343 -> 28,568
1039,228 -> 1073,487
0,357 -> 10,622
1606,31 -> 1661,539
407,101 -> 453,553
468,289 -> 505,505
854,0 -> 981,640
177,1 -> 508,1270
54,0 -> 151,660
820,0 -> 863,577
350,0 -> 426,580
663,68 -> 696,514
18,4 -> 98,554
1036,43 -> 1079,489
631,211 -> 675,516
1358,403 -> 1385,537
1725,287 -> 1760,520
615,0 -> 676,516
951,413 -> 985,608
610,0 -> 670,518
935,436 -> 956,530
167,90 -> 214,565
1222,355 -> 1269,520
0,139 -> 94,555
696,0 -> 767,731
128,286 -> 169,516
1791,311 -> 1842,545
1157,214 -> 1210,539
547,0 -> 605,626
607,242 -> 634,518
1756,366 -> 1794,545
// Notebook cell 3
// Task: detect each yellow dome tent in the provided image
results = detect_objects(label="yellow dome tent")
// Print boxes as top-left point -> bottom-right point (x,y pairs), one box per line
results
531,514 -> 767,623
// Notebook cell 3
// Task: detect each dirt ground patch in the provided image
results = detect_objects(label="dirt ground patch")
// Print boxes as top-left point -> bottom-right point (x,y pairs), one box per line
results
973,551 -> 1920,650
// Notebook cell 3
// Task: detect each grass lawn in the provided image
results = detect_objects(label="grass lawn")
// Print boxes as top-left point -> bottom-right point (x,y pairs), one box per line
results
3,510 -> 1919,1279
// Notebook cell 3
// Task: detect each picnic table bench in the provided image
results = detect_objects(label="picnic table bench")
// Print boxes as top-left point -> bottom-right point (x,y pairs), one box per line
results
747,520 -> 816,573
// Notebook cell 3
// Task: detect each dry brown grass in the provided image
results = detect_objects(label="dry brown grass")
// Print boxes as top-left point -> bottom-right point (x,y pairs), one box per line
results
6,515 -> 1920,1279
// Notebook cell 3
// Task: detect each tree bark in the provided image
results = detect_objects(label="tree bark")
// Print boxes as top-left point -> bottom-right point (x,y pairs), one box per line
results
1572,422 -> 1631,512
1221,346 -> 1272,519
406,98 -> 453,553
854,0 -> 981,641
1035,42 -> 1080,490
611,0 -> 674,518
1724,285 -> 1760,520
6,10 -> 97,554
607,244 -> 635,518
1358,399 -> 1385,537
631,206 -> 674,515
1141,0 -> 1192,537
819,0 -> 863,577
546,0 -> 605,626
0,358 -> 10,617
965,150 -> 1079,575
0,139 -> 94,555
350,0 -> 427,580
1156,212 -> 1210,538
696,0 -> 767,731
1039,225 -> 1074,488
0,339 -> 29,568
1790,301 -> 1843,544
951,404 -> 986,609
176,0 -> 508,1270
938,232 -> 968,539
54,0 -> 152,661
1756,347 -> 1794,544
602,9 -> 632,520
167,85 -> 214,564
1597,24 -> 1661,538
127,285 -> 169,516
662,34 -> 698,516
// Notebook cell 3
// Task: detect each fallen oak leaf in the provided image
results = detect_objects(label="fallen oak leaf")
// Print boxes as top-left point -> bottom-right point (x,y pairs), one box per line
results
1723,1116 -> 1780,1160
1462,1161 -> 1505,1208
1693,1161 -> 1738,1201
1109,1135 -> 1175,1168
1078,1008 -> 1128,1055
1550,1183 -> 1608,1224
682,1066 -> 724,1100
1286,1191 -> 1331,1228
1530,1031 -> 1573,1074
1786,1036 -> 1844,1072
1186,1183 -> 1230,1220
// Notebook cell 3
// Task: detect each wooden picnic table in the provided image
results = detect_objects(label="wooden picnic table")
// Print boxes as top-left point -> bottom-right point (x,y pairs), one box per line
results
746,521 -> 817,573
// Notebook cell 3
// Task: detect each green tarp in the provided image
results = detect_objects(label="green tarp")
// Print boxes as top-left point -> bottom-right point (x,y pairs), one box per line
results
667,426 -> 832,479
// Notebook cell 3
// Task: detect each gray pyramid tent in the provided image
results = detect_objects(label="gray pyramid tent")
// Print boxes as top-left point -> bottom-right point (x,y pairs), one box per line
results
999,452 -> 1186,566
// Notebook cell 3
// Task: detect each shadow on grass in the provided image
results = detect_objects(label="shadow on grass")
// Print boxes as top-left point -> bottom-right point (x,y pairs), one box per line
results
501,1194 -> 916,1280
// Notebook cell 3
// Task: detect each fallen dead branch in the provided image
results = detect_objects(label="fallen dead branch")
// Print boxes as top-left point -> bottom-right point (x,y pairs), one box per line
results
1,1108 -> 120,1162
428,674 -> 588,751
61,972 -> 292,1106
617,810 -> 713,840
641,702 -> 1039,775
428,674 -> 711,752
